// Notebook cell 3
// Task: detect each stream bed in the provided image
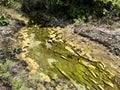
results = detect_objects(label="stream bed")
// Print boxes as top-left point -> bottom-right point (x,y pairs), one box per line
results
15,26 -> 120,90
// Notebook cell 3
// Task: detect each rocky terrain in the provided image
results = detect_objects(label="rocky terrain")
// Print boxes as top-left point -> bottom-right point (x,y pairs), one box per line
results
74,24 -> 120,56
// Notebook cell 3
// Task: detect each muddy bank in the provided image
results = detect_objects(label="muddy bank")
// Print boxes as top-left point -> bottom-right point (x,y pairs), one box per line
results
74,24 -> 120,56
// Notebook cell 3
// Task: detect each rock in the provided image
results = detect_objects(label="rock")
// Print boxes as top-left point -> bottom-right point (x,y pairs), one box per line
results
74,26 -> 120,56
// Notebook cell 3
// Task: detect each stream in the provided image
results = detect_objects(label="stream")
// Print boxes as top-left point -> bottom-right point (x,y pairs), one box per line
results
15,26 -> 119,90
0,5 -> 120,90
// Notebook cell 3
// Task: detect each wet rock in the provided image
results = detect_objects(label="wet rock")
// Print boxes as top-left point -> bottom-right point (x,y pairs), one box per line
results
15,47 -> 22,54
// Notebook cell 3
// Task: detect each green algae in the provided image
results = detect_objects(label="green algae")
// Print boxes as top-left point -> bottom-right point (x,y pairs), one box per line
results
25,26 -> 119,90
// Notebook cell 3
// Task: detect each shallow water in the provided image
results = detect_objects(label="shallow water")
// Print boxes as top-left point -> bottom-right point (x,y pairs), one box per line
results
1,5 -> 119,90
20,26 -> 119,90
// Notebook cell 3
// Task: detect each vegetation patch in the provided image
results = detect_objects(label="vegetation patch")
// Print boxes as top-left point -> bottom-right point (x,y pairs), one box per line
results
21,0 -> 120,25
0,14 -> 9,26
0,59 -> 13,86
0,0 -> 14,7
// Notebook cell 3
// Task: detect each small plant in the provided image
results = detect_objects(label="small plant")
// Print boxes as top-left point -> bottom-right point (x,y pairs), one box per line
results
74,18 -> 84,25
0,59 -> 30,90
10,69 -> 31,90
12,79 -> 30,90
0,59 -> 13,84
0,14 -> 9,26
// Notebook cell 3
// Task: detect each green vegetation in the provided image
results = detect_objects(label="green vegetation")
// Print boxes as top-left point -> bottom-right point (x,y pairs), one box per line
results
21,0 -> 120,24
0,58 -> 30,90
0,59 -> 13,85
0,0 -> 14,6
0,14 -> 9,26
11,72 -> 30,90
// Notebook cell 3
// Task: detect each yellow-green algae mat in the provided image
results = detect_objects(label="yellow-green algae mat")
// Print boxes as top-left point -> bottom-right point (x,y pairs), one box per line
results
16,26 -> 119,90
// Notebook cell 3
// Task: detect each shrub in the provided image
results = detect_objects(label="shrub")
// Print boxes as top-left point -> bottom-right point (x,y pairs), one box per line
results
21,0 -> 120,23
